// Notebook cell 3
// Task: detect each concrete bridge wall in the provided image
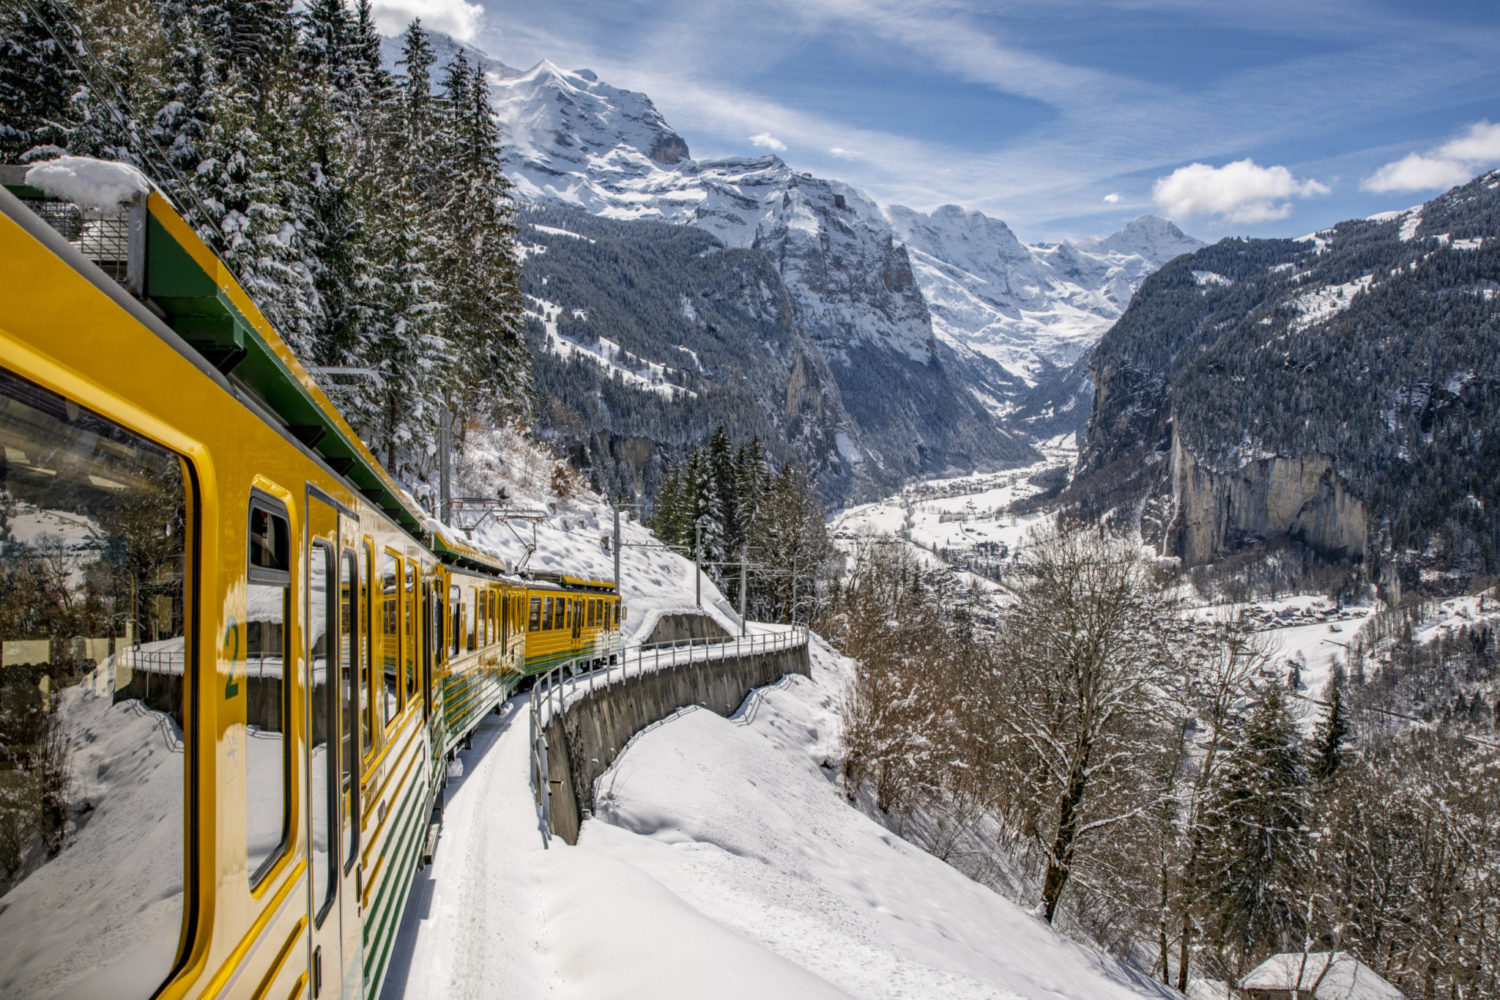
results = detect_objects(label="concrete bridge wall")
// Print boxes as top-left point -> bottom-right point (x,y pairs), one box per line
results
541,643 -> 810,844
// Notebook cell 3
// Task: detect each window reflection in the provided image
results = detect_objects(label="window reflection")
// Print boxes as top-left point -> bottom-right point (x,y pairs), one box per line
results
245,498 -> 289,884
381,554 -> 399,724
0,368 -> 188,999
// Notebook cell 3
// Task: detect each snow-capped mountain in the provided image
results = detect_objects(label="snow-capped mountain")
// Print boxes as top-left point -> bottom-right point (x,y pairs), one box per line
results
485,57 -> 1198,394
884,205 -> 1202,385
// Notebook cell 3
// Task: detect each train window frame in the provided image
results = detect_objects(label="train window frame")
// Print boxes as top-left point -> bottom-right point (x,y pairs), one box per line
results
466,587 -> 477,651
360,541 -> 376,762
246,492 -> 292,890
529,597 -> 541,632
0,366 -> 199,997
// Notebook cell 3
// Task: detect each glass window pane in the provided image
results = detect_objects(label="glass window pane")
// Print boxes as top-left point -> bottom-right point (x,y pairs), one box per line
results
381,554 -> 398,724
307,545 -> 335,921
246,502 -> 289,883
403,565 -> 416,703
528,597 -> 541,632
359,547 -> 372,752
449,585 -> 460,656
0,369 -> 188,999
340,553 -> 356,867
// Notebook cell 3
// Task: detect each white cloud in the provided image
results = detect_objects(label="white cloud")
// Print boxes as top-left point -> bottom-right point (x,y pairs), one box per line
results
1362,120 -> 1500,193
1152,159 -> 1329,223
749,132 -> 788,152
372,0 -> 483,42
1103,192 -> 1121,204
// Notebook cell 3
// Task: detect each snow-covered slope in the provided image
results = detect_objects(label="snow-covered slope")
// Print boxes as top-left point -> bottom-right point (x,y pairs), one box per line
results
382,461 -> 1183,997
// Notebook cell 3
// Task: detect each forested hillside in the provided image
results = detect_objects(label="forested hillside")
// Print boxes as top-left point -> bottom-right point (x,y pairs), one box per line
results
1072,171 -> 1500,594
1,1 -> 528,500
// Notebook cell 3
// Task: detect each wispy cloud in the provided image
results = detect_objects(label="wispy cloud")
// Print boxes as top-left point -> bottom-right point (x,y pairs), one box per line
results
1362,120 -> 1500,193
475,1 -> 1500,233
1152,159 -> 1328,223
373,0 -> 485,41
750,132 -> 788,152
1103,192 -> 1121,204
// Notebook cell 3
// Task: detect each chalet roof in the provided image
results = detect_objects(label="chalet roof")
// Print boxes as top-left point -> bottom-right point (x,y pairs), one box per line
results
1240,952 -> 1402,1000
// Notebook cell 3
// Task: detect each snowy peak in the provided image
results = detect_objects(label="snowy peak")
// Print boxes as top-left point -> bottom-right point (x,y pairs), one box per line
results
881,207 -> 1204,388
493,57 -> 690,197
1083,215 -> 1203,266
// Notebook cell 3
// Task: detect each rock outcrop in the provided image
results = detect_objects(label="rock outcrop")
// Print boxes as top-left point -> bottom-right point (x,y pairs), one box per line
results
1167,432 -> 1366,567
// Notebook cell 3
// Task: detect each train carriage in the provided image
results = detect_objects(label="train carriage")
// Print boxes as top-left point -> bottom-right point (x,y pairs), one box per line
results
0,166 -> 618,1000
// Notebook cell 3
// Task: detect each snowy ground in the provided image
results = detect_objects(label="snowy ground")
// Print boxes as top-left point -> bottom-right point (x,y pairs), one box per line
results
382,638 -> 1180,1000
383,430 -> 1181,999
830,436 -> 1075,581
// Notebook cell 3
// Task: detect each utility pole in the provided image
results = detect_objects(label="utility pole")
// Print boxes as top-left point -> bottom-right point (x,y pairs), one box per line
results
739,545 -> 748,636
694,519 -> 702,609
612,501 -> 621,590
438,405 -> 451,526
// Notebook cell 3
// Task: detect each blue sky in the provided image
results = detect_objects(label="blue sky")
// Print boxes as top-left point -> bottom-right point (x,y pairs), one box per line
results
373,0 -> 1500,243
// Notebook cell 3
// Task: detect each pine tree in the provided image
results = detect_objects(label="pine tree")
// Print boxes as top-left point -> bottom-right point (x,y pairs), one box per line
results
1312,667 -> 1349,782
432,50 -> 527,432
1200,682 -> 1310,974
0,0 -> 86,162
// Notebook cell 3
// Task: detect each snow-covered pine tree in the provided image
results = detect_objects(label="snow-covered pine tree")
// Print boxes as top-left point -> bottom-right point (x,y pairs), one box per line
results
149,0 -> 216,197
294,0 -> 371,371
432,50 -> 527,436
0,0 -> 86,162
708,426 -> 738,560
1312,666 -> 1349,782
345,18 -> 447,481
1198,682 -> 1310,975
685,447 -> 725,577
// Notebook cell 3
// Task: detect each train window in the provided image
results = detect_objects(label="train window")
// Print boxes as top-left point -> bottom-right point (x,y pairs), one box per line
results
246,495 -> 291,886
403,564 -> 417,705
307,543 -> 337,924
472,588 -> 482,647
529,597 -> 541,632
554,598 -> 566,631
360,544 -> 373,756
381,553 -> 399,724
467,588 -> 477,651
450,585 -> 462,656
341,551 -> 358,870
500,591 -> 510,648
541,597 -> 553,632
0,369 -> 190,998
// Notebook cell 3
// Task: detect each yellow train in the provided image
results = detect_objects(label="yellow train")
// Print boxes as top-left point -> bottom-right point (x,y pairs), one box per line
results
0,170 -> 618,999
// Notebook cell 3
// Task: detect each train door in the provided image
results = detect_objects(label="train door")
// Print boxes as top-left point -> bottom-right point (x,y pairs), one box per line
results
305,491 -> 356,999
571,597 -> 583,641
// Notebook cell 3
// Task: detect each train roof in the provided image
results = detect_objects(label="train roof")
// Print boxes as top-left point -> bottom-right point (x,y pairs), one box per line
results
2,159 -> 463,563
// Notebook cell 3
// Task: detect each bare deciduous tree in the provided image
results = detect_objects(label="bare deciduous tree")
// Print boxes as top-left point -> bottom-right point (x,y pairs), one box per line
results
993,524 -> 1177,923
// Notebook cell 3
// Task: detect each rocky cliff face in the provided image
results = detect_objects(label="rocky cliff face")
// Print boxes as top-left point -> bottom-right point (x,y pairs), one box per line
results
1168,432 -> 1366,567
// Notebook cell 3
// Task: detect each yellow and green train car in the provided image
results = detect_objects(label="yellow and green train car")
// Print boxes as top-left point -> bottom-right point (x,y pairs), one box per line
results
0,168 -> 619,1000
520,576 -> 622,677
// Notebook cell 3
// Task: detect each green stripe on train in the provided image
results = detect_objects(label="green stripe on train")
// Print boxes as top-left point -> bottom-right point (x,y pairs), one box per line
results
362,764 -> 431,999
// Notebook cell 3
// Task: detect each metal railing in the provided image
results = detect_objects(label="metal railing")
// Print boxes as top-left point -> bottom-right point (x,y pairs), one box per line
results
528,625 -> 810,844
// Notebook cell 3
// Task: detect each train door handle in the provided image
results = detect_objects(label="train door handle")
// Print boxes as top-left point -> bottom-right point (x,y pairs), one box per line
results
312,944 -> 322,998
